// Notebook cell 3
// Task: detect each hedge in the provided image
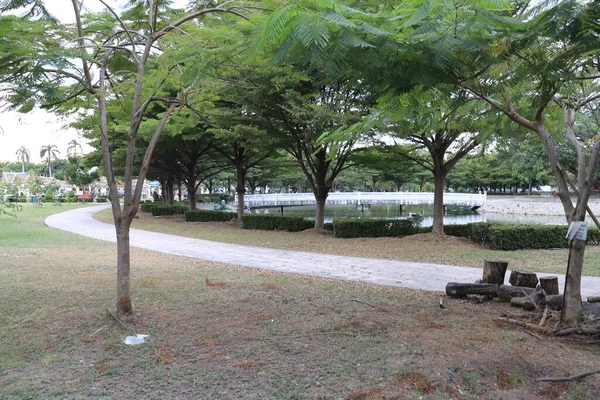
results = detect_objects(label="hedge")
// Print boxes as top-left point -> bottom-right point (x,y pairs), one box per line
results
95,197 -> 108,203
185,209 -> 237,222
333,218 -> 420,238
444,223 -> 492,245
140,202 -> 159,212
242,214 -> 313,232
151,204 -> 189,216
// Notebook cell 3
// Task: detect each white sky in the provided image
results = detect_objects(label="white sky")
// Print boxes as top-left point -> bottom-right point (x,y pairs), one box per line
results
0,0 -> 188,164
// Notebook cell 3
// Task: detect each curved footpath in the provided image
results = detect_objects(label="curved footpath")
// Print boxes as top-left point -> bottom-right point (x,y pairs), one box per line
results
45,205 -> 600,298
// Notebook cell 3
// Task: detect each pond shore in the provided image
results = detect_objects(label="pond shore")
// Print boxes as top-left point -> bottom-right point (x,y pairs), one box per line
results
480,196 -> 600,216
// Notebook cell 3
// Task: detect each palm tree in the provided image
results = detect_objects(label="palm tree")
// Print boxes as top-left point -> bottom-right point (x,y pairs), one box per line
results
40,144 -> 60,178
15,145 -> 30,173
67,139 -> 83,157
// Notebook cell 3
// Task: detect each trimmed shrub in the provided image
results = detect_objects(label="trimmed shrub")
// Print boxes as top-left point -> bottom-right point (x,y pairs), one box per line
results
444,222 -> 492,245
96,197 -> 108,203
486,224 -> 569,251
185,209 -> 237,222
141,202 -> 160,212
333,218 -> 419,238
151,204 -> 189,216
323,222 -> 334,232
242,214 -> 313,232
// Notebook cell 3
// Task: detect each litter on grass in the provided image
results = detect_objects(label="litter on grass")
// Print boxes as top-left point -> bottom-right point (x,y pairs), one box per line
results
123,334 -> 149,345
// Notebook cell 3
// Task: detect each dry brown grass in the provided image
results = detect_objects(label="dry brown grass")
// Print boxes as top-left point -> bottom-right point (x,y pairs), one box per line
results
2,205 -> 600,398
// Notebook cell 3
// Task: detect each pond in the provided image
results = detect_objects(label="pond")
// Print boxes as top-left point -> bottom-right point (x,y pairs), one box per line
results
250,204 -> 571,226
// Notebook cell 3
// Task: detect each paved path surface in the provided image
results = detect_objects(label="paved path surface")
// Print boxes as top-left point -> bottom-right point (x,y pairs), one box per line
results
45,205 -> 600,297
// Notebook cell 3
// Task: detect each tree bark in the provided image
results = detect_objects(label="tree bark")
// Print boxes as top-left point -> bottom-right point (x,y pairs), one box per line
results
116,221 -> 132,315
236,163 -> 246,220
445,282 -> 498,297
539,276 -> 559,295
187,176 -> 197,211
497,285 -> 535,302
432,168 -> 446,235
482,259 -> 509,285
314,195 -> 327,230
563,239 -> 585,321
509,271 -> 539,288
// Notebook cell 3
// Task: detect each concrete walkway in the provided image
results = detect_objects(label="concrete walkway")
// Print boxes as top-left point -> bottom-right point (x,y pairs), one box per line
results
45,205 -> 600,297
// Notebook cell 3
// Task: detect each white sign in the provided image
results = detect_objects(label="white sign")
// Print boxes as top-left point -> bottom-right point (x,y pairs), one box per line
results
566,221 -> 588,241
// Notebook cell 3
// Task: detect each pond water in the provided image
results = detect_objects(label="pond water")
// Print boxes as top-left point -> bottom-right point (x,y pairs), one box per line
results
250,204 -> 570,226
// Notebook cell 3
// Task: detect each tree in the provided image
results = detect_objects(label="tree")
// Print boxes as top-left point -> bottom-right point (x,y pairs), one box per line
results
67,139 -> 83,157
0,1 -> 254,315
15,145 -> 30,173
39,144 -> 60,178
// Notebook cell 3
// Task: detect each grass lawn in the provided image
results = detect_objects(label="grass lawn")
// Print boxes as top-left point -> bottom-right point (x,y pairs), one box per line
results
96,207 -> 600,276
2,204 -> 600,399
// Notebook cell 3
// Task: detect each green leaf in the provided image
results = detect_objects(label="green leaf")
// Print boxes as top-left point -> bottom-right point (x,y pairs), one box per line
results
18,100 -> 35,113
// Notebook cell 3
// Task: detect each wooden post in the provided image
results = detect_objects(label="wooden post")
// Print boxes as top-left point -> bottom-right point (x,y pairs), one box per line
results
539,277 -> 559,295
509,271 -> 539,288
482,259 -> 509,285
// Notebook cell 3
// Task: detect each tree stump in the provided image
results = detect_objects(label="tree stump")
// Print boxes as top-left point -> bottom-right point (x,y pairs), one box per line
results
539,276 -> 559,295
445,283 -> 499,297
587,296 -> 600,303
509,271 -> 539,288
497,285 -> 535,302
482,259 -> 509,285
545,294 -> 563,310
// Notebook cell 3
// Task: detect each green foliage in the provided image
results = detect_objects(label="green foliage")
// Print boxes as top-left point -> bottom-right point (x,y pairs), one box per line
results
150,204 -> 190,216
486,224 -> 569,251
242,214 -> 313,232
140,202 -> 160,213
444,223 -> 493,245
332,218 -> 419,238
95,197 -> 108,203
184,209 -> 237,222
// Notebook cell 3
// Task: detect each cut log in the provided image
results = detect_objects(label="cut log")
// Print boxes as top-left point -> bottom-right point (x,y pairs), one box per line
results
482,259 -> 509,285
539,276 -> 559,295
587,296 -> 600,303
497,285 -> 535,302
545,294 -> 563,310
509,271 -> 539,288
445,283 -> 498,297
555,324 -> 600,336
510,288 -> 545,311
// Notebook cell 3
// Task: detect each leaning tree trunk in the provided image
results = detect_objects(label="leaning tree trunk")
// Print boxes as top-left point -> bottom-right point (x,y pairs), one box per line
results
115,220 -> 132,315
432,169 -> 447,235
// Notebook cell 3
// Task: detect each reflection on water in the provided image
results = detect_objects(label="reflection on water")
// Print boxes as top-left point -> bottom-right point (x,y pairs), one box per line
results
252,204 -> 571,226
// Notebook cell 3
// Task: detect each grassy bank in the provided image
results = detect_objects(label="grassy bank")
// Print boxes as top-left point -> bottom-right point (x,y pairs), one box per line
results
2,204 -> 600,398
95,208 -> 600,276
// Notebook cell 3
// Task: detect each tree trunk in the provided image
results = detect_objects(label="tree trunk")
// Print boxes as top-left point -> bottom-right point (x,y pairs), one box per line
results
188,179 -> 197,211
314,195 -> 327,230
563,239 -> 585,322
432,169 -> 446,235
116,220 -> 132,315
236,165 -> 246,220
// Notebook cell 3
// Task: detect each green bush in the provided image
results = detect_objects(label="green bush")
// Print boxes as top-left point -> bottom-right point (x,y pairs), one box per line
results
96,197 -> 108,203
486,224 -> 569,251
242,214 -> 313,232
151,204 -> 190,217
185,209 -> 237,222
444,222 -> 492,245
333,218 -> 419,238
141,202 -> 160,212
323,222 -> 334,232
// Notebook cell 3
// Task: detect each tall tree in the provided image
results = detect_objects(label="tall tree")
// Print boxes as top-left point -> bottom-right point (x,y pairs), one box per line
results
67,139 -> 83,157
15,145 -> 30,173
0,1 -> 253,315
39,144 -> 59,178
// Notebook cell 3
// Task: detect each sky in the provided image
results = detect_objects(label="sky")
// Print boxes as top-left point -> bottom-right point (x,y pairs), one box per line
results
0,0 -> 187,164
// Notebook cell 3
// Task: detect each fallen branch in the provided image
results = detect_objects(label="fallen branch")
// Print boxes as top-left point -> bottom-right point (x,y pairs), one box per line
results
351,299 -> 375,308
554,324 -> 600,336
439,297 -> 445,309
106,309 -> 128,331
538,368 -> 600,382
523,330 -> 544,340
90,325 -> 108,337
494,317 -> 551,335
